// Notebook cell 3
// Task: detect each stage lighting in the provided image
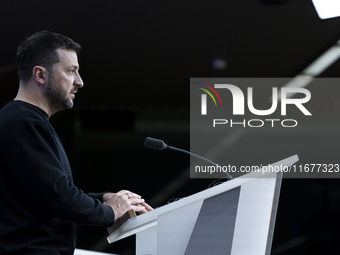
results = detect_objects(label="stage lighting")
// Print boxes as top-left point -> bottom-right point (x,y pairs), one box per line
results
212,59 -> 227,70
303,46 -> 340,76
311,0 -> 340,19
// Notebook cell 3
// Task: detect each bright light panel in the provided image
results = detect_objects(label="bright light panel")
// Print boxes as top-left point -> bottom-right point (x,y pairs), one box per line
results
311,0 -> 340,19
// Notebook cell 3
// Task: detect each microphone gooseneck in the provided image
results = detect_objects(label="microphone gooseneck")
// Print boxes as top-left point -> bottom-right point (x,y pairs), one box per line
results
144,137 -> 233,180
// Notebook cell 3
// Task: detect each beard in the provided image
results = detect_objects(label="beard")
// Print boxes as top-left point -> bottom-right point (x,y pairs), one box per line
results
44,74 -> 74,113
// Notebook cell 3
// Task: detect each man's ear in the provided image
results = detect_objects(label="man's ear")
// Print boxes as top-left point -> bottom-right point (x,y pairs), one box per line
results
32,66 -> 47,85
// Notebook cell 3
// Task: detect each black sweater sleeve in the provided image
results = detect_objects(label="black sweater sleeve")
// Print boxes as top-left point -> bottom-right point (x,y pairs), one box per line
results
88,192 -> 105,202
5,121 -> 114,227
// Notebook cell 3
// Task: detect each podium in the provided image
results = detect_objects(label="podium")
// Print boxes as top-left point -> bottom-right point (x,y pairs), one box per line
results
107,155 -> 299,255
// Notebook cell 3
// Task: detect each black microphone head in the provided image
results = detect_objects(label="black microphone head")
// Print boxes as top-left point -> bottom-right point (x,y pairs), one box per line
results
144,137 -> 168,150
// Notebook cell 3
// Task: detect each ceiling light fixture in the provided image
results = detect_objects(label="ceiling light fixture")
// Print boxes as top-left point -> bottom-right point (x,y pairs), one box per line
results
311,0 -> 340,19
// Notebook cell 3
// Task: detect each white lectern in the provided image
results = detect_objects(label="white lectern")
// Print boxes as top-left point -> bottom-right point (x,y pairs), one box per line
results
107,155 -> 298,255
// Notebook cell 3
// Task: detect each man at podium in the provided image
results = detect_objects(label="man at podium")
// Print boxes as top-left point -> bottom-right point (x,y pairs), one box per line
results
0,31 -> 152,255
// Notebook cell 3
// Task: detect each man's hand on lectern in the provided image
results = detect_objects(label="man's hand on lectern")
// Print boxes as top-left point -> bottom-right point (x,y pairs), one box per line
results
103,190 -> 153,221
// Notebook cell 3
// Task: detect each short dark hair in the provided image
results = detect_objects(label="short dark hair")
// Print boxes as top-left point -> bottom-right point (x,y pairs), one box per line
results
16,31 -> 81,82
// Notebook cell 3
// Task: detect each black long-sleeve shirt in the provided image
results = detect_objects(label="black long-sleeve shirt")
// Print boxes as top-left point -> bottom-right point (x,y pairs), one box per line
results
0,101 -> 114,255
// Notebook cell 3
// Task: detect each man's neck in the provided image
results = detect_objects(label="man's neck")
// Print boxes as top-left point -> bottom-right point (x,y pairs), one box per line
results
14,83 -> 54,116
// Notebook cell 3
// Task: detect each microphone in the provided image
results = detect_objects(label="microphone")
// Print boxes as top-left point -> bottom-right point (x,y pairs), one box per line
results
144,137 -> 233,180
144,137 -> 168,151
